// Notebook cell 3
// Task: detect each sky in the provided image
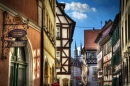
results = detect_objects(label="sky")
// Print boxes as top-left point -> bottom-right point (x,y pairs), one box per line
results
57,0 -> 120,57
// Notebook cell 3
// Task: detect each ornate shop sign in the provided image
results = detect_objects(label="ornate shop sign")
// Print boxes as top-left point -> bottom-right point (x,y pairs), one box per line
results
8,29 -> 27,38
97,51 -> 102,61
1,11 -> 28,59
7,40 -> 27,47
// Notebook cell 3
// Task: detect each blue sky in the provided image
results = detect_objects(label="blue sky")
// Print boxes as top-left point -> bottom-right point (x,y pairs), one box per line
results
57,0 -> 120,57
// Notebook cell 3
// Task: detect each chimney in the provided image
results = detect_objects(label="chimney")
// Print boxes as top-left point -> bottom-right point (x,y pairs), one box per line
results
59,3 -> 65,11
105,20 -> 107,24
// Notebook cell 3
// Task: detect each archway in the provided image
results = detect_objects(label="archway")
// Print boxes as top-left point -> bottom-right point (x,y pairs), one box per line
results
9,38 -> 34,86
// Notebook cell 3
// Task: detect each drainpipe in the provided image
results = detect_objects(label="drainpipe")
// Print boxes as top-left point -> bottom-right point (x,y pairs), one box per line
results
40,1 -> 44,86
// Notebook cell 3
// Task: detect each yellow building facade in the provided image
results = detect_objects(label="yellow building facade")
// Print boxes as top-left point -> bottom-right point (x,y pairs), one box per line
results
42,0 -> 56,85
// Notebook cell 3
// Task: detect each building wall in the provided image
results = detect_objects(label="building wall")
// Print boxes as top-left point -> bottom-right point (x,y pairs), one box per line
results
120,1 -> 130,86
0,0 -> 56,86
81,63 -> 88,85
27,26 -> 41,86
57,75 -> 70,86
0,0 -> 37,23
0,9 -> 41,86
87,64 -> 98,86
43,0 -> 56,85
56,2 -> 75,86
0,10 -> 8,86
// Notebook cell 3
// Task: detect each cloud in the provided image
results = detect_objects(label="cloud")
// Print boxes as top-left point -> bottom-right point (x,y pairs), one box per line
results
65,2 -> 96,12
65,2 -> 97,20
91,7 -> 97,12
71,11 -> 87,20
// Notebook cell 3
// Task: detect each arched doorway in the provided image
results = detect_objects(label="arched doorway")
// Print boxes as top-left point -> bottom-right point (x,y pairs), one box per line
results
62,78 -> 69,86
9,38 -> 33,86
10,47 -> 27,86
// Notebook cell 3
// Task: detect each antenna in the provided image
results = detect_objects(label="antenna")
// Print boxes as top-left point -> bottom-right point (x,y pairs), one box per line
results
101,21 -> 102,28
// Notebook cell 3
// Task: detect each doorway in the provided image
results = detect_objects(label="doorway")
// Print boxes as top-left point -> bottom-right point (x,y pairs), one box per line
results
10,47 -> 27,86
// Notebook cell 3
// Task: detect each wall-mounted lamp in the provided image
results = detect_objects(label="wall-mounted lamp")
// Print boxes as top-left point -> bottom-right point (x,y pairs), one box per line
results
124,46 -> 130,58
55,58 -> 61,69
124,51 -> 129,58
127,46 -> 130,52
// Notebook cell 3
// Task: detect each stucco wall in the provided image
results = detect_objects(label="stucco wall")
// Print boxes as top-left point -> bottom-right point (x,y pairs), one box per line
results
88,64 -> 98,86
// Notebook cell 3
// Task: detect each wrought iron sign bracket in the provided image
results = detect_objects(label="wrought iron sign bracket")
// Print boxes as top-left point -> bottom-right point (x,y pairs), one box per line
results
1,11 -> 29,59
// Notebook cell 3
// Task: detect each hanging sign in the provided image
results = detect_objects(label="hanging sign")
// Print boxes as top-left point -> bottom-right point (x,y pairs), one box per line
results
113,39 -> 120,53
7,40 -> 27,47
8,29 -> 27,38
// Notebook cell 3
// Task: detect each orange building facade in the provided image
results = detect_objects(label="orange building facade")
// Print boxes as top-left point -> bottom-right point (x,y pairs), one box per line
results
0,0 -> 56,86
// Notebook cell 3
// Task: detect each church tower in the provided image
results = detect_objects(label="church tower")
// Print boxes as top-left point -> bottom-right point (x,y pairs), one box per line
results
74,42 -> 78,58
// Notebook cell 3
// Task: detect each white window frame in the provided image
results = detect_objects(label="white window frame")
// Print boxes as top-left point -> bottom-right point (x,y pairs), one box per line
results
56,27 -> 60,38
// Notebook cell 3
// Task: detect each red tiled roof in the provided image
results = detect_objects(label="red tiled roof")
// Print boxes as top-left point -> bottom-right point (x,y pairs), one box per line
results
84,30 -> 101,50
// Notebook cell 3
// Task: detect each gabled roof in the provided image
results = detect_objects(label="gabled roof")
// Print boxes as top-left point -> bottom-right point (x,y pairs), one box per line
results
109,12 -> 120,35
56,1 -> 76,39
95,20 -> 113,44
84,29 -> 101,50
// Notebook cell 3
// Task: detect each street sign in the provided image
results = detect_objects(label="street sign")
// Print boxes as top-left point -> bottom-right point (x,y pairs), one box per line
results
7,40 -> 27,47
8,29 -> 27,38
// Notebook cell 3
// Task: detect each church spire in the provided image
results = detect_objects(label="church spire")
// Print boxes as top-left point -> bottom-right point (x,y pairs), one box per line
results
80,42 -> 82,54
75,41 -> 77,50
74,41 -> 78,58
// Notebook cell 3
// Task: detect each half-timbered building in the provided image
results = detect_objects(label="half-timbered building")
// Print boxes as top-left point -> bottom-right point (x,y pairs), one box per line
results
56,1 -> 76,86
95,20 -> 113,86
84,29 -> 101,86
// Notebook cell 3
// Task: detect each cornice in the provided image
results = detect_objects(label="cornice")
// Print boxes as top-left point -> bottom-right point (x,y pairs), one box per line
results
0,2 -> 41,32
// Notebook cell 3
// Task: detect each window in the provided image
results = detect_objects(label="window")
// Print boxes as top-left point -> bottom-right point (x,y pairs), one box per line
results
103,45 -> 106,56
126,0 -> 128,5
45,62 -> 48,76
56,27 -> 60,38
56,51 -> 60,61
87,52 -> 96,58
107,41 -> 111,53
122,27 -> 124,47
56,51 -> 60,57
121,0 -> 124,14
128,13 -> 130,40
49,0 -> 55,14
125,19 -> 127,44
38,1 -> 42,27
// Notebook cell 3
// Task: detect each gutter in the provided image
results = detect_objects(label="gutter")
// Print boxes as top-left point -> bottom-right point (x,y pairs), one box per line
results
40,1 -> 44,86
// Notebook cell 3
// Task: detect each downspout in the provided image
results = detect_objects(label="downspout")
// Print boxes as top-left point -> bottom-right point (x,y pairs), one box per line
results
40,1 -> 44,86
